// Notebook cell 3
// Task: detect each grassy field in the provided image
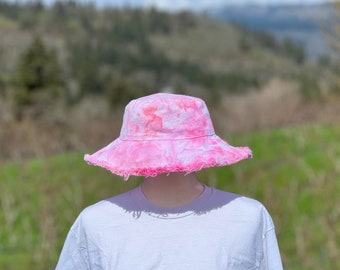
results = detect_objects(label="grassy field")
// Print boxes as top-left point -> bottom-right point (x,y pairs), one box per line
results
0,123 -> 339,269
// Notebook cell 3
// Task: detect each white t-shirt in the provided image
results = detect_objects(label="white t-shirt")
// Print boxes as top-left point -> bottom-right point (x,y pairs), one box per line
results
56,186 -> 283,270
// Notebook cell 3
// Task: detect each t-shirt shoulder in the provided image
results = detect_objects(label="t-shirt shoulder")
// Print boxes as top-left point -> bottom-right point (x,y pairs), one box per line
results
211,188 -> 275,231
78,189 -> 135,221
212,188 -> 265,211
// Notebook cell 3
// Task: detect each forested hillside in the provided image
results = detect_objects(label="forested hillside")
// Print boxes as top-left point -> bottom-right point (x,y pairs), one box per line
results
0,1 -> 339,160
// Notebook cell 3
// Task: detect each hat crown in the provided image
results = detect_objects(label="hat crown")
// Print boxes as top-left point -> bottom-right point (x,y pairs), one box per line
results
120,93 -> 215,140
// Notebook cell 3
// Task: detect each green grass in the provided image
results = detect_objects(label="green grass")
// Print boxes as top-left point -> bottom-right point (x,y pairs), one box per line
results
0,152 -> 142,270
1,123 -> 340,269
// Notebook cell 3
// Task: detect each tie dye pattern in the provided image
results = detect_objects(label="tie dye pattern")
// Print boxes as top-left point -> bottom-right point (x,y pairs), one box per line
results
84,93 -> 252,180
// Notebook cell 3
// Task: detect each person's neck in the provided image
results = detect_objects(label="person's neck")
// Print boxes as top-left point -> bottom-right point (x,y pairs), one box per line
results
141,173 -> 205,208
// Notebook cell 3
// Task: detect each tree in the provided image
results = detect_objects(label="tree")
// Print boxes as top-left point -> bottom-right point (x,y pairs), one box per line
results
15,36 -> 62,106
321,3 -> 340,95
281,38 -> 305,64
326,2 -> 340,53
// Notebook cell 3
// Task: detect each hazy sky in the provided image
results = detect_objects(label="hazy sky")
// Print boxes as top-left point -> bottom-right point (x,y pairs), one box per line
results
7,0 -> 334,9
91,0 -> 333,10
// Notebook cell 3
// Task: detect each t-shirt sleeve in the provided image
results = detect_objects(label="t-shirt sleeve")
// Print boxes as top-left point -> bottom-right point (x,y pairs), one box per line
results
260,227 -> 284,270
259,208 -> 284,270
55,216 -> 90,270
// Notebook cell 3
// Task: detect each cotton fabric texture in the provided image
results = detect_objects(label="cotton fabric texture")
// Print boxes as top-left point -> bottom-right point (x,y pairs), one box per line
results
85,93 -> 252,179
56,186 -> 283,270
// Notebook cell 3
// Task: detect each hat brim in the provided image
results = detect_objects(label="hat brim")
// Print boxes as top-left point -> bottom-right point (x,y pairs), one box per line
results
84,135 -> 252,180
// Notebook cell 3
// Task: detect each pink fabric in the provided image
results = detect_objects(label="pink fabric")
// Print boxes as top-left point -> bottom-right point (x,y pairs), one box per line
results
84,93 -> 252,180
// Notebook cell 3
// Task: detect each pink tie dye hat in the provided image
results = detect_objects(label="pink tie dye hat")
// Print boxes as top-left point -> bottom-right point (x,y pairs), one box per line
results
84,93 -> 252,180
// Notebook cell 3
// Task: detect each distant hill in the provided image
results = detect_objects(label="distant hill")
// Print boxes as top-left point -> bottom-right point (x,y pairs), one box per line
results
206,4 -> 335,59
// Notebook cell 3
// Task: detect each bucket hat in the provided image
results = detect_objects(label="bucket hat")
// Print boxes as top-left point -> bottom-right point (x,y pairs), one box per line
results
84,93 -> 252,180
